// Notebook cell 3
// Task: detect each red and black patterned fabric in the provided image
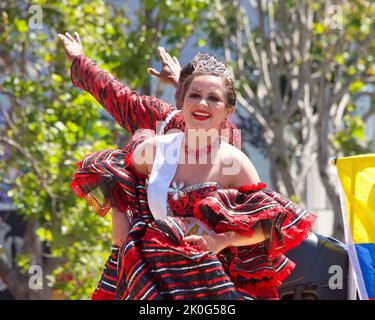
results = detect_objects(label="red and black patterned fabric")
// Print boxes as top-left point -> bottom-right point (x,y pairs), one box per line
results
91,245 -> 120,300
70,55 -> 316,299
71,132 -> 316,300
70,55 -> 240,146
71,55 -> 172,134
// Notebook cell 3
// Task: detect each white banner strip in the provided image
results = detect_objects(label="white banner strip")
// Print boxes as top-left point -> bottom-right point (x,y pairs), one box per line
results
337,171 -> 368,300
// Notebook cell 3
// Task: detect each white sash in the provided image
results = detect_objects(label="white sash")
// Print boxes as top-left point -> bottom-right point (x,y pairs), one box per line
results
147,132 -> 184,220
182,217 -> 217,236
146,132 -> 217,237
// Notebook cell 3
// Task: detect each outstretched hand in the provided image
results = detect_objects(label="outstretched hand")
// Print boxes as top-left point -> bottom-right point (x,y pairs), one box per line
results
147,47 -> 181,88
58,32 -> 84,64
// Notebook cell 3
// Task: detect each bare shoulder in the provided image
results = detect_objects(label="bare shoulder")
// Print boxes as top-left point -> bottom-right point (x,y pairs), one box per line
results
220,142 -> 260,187
220,141 -> 248,162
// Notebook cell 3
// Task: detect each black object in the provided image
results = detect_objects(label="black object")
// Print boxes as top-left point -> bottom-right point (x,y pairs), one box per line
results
278,232 -> 350,300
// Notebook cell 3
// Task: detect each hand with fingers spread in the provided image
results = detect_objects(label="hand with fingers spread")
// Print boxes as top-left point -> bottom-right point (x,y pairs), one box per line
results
147,47 -> 181,88
57,32 -> 84,64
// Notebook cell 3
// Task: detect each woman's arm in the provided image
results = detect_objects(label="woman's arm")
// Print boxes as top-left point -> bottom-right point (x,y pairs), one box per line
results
112,207 -> 130,246
130,134 -> 156,176
184,148 -> 266,253
218,222 -> 266,248
58,32 -> 175,134
184,222 -> 266,254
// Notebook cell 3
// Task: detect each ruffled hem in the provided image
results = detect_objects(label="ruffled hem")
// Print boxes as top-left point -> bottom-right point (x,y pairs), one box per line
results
268,211 -> 316,259
71,148 -> 137,217
71,130 -> 155,217
229,255 -> 296,284
193,184 -> 316,255
194,201 -> 285,237
235,182 -> 267,193
192,186 -> 283,238
192,183 -> 316,294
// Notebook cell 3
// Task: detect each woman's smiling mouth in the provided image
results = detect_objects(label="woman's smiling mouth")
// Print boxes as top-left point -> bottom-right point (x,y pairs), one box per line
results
192,110 -> 212,121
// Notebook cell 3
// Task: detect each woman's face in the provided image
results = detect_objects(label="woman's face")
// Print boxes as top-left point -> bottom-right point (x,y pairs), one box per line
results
182,75 -> 233,132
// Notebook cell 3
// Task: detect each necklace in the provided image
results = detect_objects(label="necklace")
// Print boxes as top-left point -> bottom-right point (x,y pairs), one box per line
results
182,134 -> 220,163
184,143 -> 213,160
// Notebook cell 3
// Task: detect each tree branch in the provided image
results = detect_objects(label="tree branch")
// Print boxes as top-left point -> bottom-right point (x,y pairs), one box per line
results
0,257 -> 25,298
236,92 -> 274,144
0,136 -> 56,199
363,106 -> 375,123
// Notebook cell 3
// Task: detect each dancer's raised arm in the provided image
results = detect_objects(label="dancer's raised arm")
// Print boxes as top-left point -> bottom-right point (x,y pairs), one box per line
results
58,32 -> 178,134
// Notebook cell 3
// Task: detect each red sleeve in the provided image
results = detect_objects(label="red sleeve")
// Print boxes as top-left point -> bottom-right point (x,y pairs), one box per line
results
70,55 -> 174,134
193,183 -> 317,259
70,129 -> 155,217
193,183 -> 317,295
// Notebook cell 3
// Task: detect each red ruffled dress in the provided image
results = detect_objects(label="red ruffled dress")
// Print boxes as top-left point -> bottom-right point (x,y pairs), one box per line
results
71,133 -> 316,300
70,54 -> 316,300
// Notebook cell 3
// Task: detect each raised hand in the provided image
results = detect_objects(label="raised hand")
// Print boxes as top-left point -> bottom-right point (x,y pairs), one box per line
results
147,47 -> 181,88
57,32 -> 84,64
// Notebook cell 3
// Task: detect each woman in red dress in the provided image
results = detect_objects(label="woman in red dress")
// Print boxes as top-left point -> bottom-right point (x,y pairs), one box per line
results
59,32 -> 316,300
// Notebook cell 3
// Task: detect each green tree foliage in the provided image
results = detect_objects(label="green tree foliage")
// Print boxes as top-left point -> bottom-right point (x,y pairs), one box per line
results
0,0 -> 212,299
96,0 -> 212,94
202,0 -> 374,239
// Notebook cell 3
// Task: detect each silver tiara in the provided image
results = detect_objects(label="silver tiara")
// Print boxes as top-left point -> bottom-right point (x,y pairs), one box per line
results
192,53 -> 232,82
